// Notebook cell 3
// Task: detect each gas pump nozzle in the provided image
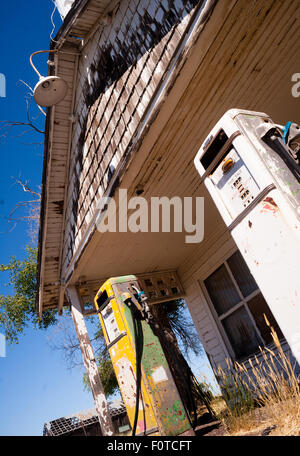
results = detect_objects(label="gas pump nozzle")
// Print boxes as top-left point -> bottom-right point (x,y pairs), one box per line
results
121,291 -> 144,321
259,123 -> 300,182
125,285 -> 158,328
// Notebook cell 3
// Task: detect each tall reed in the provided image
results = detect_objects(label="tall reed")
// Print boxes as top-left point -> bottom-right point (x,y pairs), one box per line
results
213,317 -> 300,434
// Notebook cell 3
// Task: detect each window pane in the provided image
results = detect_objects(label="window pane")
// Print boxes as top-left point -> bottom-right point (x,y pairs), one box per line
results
227,250 -> 258,297
204,264 -> 241,316
247,293 -> 284,345
222,306 -> 262,359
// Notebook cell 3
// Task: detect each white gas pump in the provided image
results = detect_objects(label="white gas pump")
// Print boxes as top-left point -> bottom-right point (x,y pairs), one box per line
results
194,109 -> 300,364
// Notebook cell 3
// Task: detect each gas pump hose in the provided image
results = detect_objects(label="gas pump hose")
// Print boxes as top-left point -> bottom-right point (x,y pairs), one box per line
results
262,128 -> 300,183
129,303 -> 144,436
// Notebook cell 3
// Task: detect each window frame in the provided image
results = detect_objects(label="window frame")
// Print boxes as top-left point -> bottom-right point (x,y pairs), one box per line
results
201,250 -> 272,361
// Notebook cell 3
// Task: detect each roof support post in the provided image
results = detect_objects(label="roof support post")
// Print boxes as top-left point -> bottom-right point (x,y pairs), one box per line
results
66,285 -> 114,436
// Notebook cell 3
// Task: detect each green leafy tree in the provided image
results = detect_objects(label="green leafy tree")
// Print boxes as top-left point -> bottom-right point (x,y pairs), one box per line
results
0,245 -> 57,344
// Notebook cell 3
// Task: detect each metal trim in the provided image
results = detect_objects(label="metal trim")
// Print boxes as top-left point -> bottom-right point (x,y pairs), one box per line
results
228,183 -> 276,232
106,331 -> 127,350
200,131 -> 241,182
96,295 -> 113,313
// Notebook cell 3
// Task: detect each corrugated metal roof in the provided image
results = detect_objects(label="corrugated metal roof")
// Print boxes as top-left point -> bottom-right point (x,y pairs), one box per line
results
43,401 -> 127,436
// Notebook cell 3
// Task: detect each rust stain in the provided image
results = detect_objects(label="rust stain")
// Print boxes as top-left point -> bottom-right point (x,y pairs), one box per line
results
260,197 -> 279,214
52,200 -> 64,215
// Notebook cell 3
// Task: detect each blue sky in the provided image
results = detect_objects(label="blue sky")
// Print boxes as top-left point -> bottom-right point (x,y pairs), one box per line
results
0,0 -> 96,436
0,0 -> 219,436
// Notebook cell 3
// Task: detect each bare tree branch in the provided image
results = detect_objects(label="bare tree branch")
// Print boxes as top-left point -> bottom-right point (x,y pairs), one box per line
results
18,80 -> 46,118
0,120 -> 45,137
47,316 -> 104,371
0,88 -> 45,142
0,178 -> 41,243
11,178 -> 41,199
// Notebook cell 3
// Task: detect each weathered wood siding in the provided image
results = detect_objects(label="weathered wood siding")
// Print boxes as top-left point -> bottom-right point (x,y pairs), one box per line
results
61,0 -> 204,275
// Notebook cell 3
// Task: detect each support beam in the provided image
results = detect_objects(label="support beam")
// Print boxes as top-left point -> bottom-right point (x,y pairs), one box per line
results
66,285 -> 114,436
73,270 -> 185,316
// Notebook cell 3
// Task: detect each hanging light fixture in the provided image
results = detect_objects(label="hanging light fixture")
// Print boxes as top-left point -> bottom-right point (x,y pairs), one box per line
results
30,50 -> 69,107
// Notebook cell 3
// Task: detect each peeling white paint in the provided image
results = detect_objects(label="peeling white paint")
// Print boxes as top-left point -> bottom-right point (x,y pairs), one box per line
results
152,366 -> 168,383
115,357 -> 137,408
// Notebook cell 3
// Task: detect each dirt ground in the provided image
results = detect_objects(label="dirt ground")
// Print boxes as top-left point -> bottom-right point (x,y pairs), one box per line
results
194,416 -> 278,437
193,410 -> 228,436
195,410 -> 300,437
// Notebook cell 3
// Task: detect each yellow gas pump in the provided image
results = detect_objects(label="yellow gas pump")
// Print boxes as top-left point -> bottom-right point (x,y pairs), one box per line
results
94,275 -> 195,436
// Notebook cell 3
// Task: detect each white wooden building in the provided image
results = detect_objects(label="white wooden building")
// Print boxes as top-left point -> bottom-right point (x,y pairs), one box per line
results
37,0 -> 300,432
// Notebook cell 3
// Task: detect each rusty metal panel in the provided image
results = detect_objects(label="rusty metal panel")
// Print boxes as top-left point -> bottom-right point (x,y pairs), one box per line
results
137,270 -> 185,304
77,269 -> 185,314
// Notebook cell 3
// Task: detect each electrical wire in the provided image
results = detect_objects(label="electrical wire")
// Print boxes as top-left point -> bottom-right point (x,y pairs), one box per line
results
262,129 -> 300,183
50,0 -> 58,43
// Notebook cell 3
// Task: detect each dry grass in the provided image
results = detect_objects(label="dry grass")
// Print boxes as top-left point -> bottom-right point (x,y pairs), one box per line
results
212,319 -> 300,436
221,397 -> 300,436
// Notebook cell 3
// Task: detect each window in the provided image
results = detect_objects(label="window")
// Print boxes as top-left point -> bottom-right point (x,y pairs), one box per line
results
204,250 -> 283,360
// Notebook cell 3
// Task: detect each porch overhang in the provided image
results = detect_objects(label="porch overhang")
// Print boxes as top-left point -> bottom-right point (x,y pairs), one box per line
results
37,0 -> 300,317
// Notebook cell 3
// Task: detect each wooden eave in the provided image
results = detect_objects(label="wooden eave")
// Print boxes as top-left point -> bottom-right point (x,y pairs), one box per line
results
37,0 -> 123,316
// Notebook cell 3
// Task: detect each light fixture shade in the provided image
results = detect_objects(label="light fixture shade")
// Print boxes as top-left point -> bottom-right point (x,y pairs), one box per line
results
33,76 -> 68,107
